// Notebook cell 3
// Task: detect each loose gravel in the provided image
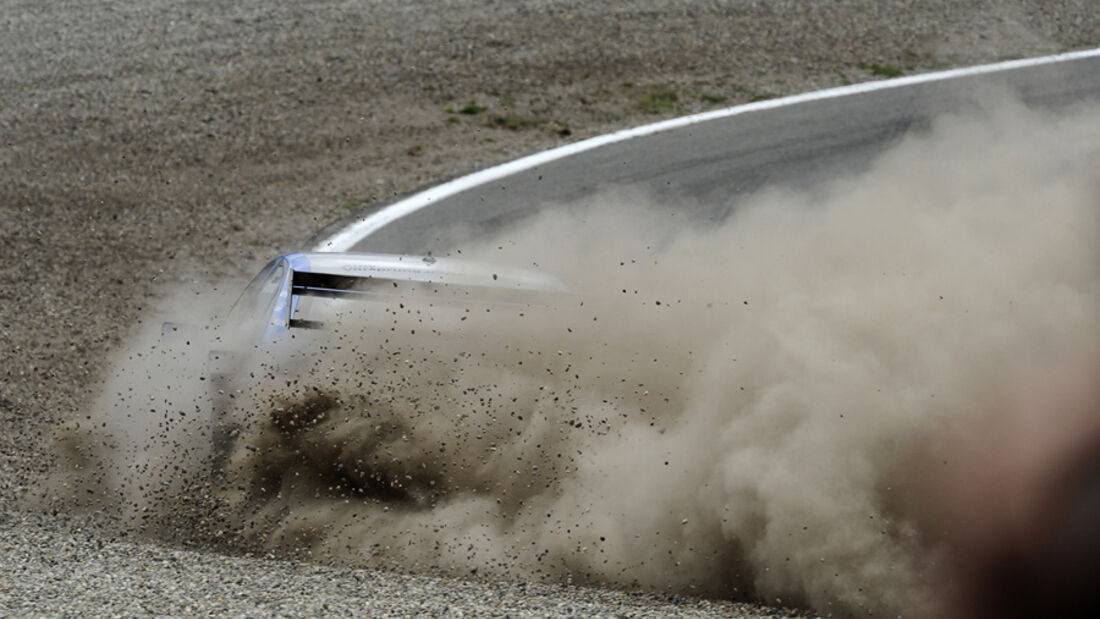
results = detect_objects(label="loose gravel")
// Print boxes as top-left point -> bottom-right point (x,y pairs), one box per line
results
1,511 -> 806,618
1,0 -> 1097,616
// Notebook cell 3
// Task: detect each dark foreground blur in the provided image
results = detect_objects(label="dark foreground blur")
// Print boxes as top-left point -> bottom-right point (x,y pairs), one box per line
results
926,355 -> 1100,619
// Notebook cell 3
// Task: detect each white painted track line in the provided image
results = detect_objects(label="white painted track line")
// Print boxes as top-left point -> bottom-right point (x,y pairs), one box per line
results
316,48 -> 1100,252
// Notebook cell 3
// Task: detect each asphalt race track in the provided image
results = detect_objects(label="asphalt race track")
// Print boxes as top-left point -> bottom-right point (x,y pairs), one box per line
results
337,52 -> 1100,254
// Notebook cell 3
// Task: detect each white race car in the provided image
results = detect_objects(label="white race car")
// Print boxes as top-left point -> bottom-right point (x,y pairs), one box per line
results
201,252 -> 567,454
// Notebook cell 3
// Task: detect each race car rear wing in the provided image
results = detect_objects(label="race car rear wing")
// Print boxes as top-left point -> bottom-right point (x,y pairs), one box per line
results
289,252 -> 568,293
283,252 -> 568,330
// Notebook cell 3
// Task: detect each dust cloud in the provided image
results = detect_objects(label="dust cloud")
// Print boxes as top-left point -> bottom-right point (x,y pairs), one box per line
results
48,284 -> 243,520
52,99 -> 1099,617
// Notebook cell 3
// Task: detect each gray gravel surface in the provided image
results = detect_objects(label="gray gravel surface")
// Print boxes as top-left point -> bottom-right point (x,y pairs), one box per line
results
0,511 -> 803,618
2,0 -> 1098,616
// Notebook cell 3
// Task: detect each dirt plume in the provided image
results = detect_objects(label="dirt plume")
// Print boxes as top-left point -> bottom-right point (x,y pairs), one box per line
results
53,99 -> 1099,616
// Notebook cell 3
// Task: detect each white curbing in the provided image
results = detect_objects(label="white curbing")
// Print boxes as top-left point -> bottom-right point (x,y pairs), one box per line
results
316,48 -> 1100,252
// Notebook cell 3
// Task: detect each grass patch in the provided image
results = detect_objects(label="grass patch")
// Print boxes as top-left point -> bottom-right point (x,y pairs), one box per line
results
492,91 -> 516,106
730,84 -> 777,102
637,86 -> 679,114
341,199 -> 360,211
458,102 -> 487,115
699,92 -> 728,105
406,144 -> 423,157
488,115 -> 545,131
444,102 -> 489,115
861,63 -> 904,77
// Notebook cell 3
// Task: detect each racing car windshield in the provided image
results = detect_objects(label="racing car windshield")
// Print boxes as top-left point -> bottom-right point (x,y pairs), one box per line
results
225,259 -> 288,332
